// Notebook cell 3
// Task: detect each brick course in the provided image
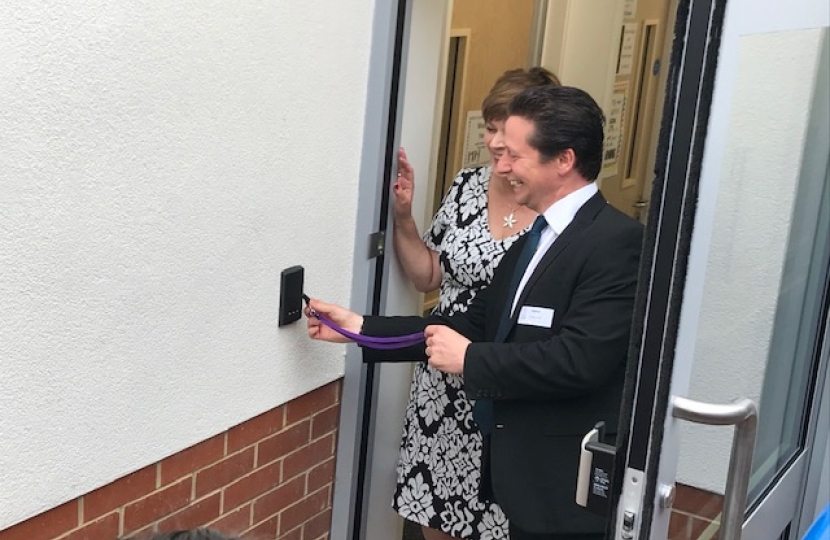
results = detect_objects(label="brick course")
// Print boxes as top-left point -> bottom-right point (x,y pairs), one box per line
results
668,483 -> 724,539
0,381 -> 341,540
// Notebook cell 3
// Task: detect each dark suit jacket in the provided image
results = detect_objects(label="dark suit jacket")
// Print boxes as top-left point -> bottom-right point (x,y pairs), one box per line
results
363,192 -> 643,535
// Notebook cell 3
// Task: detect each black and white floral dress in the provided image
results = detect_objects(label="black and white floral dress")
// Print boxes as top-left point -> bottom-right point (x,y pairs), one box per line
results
392,166 -> 528,540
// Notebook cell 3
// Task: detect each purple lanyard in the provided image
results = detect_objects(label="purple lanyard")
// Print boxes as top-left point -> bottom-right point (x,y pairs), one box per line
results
305,296 -> 425,350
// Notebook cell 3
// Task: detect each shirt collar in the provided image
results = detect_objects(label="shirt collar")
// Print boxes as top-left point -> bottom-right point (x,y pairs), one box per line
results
540,183 -> 599,235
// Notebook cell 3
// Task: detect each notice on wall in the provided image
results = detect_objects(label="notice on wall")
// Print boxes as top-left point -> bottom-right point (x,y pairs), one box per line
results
623,0 -> 638,19
462,110 -> 490,168
617,23 -> 638,76
602,83 -> 628,174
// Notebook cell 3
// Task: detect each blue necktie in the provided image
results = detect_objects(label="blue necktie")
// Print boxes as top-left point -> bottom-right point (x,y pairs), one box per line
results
473,215 -> 548,434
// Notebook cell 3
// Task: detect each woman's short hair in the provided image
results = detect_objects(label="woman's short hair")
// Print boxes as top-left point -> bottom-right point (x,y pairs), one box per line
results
481,66 -> 561,123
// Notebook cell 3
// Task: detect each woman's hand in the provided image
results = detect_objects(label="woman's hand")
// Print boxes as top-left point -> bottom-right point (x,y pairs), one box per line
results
390,147 -> 442,291
393,147 -> 415,221
305,298 -> 364,344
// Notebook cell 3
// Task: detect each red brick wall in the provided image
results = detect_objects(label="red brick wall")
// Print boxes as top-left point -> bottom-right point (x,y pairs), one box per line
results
0,381 -> 342,540
668,483 -> 723,539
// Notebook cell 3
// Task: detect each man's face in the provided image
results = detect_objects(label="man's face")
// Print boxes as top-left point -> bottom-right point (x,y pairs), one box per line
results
495,116 -> 557,213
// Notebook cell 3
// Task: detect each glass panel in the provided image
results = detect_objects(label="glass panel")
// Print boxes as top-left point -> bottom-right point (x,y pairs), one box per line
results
668,28 -> 829,539
751,163 -> 830,503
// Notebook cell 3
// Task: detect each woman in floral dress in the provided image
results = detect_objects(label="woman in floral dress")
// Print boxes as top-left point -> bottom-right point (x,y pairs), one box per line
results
391,67 -> 560,540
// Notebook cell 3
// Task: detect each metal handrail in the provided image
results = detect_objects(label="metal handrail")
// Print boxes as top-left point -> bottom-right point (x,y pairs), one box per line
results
671,396 -> 759,540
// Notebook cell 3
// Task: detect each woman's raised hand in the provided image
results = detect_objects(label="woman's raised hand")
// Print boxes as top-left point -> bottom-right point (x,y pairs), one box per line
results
393,147 -> 415,220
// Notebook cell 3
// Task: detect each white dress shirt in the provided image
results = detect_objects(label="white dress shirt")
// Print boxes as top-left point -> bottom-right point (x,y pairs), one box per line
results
510,182 -> 599,315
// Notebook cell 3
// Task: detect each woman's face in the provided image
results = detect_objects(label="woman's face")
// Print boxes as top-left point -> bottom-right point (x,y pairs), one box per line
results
484,119 -> 506,168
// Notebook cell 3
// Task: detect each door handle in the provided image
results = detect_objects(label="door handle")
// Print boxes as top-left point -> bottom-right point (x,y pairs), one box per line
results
671,396 -> 758,540
576,422 -> 617,515
633,199 -> 649,209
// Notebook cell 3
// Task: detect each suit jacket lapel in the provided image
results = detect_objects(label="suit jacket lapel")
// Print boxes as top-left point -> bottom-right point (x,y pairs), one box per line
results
509,192 -> 607,325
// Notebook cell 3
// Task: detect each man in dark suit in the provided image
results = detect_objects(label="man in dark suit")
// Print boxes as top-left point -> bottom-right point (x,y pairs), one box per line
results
307,85 -> 642,540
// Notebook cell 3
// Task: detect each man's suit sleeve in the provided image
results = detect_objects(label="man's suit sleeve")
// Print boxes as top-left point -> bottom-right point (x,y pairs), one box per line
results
360,281 -> 492,363
440,276 -> 492,342
360,315 -> 431,363
464,222 -> 642,400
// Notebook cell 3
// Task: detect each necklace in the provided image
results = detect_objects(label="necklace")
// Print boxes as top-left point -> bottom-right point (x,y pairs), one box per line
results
503,204 -> 517,228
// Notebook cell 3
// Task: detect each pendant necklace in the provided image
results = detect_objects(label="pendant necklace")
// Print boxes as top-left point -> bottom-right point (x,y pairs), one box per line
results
503,203 -> 517,228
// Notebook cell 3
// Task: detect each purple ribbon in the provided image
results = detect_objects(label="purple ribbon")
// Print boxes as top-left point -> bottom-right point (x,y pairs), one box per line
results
311,311 -> 425,350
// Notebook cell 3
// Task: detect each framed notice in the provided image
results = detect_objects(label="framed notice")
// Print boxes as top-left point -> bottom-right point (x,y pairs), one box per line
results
623,0 -> 637,19
602,82 -> 629,174
617,23 -> 638,76
461,110 -> 490,168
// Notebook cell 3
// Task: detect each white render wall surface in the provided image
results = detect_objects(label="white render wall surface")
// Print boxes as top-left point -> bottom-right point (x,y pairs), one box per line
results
672,0 -> 829,493
0,0 -> 373,528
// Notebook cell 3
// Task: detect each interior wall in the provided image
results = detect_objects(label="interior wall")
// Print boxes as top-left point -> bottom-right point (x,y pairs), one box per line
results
450,0 -> 536,113
0,0 -> 373,528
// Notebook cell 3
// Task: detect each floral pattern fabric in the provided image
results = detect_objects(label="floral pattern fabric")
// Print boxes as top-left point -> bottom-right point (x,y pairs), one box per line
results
392,166 -> 527,540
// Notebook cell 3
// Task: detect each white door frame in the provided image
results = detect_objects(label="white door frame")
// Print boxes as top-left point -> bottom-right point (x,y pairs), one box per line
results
327,1 -> 411,538
329,1 -> 453,539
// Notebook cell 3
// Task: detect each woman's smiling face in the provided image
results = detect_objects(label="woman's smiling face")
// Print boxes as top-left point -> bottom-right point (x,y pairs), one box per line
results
484,119 -> 506,168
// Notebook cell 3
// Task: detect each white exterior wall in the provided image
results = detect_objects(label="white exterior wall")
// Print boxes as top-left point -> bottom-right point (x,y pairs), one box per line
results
672,0 -> 829,493
0,0 -> 374,528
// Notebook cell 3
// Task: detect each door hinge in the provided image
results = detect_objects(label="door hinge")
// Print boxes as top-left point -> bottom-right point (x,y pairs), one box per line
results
368,230 -> 386,259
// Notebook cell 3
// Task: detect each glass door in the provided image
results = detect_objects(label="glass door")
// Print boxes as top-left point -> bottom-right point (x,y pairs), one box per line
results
612,0 -> 830,538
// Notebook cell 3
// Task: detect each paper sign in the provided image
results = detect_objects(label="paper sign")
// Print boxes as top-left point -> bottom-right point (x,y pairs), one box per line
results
461,110 -> 490,168
617,23 -> 638,76
603,83 -> 628,169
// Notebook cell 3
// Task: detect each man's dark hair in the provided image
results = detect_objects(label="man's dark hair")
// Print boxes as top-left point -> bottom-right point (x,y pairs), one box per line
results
122,529 -> 239,540
507,85 -> 606,180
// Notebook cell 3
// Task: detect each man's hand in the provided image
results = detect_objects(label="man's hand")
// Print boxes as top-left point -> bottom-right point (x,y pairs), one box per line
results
305,298 -> 364,344
425,325 -> 470,374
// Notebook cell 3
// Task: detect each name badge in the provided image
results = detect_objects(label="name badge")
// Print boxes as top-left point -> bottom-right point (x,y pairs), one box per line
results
517,306 -> 554,328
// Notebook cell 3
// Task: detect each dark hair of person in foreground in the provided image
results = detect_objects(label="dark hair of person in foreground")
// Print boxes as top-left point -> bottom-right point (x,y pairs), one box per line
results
122,529 -> 239,540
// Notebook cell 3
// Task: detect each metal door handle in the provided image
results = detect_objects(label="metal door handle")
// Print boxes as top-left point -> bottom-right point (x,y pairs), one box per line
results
671,396 -> 758,540
633,199 -> 649,208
